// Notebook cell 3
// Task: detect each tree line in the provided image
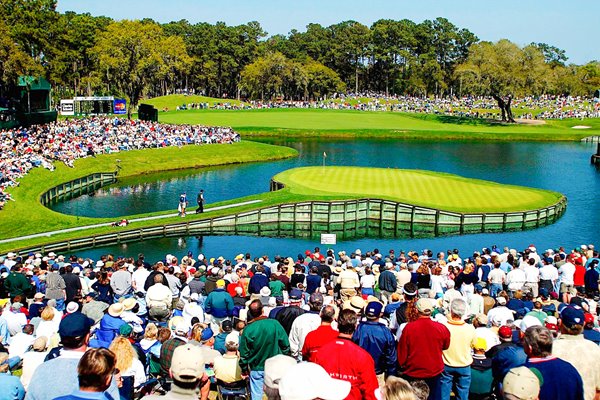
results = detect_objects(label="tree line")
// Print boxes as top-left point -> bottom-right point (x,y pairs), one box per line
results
0,0 -> 599,118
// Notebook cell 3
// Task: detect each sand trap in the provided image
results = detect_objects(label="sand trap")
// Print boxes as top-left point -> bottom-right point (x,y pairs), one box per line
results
572,125 -> 592,129
515,118 -> 546,125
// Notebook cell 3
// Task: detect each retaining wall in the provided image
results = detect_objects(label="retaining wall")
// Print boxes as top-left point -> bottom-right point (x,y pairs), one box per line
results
39,172 -> 117,206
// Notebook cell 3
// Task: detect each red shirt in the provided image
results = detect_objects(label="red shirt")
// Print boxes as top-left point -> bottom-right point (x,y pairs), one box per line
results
302,324 -> 339,362
397,317 -> 451,378
313,337 -> 378,400
574,264 -> 585,286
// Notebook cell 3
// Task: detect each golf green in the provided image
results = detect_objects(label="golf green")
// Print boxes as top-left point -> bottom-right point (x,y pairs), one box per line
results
273,166 -> 563,213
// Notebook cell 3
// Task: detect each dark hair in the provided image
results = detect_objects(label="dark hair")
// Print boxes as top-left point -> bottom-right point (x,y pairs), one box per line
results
523,326 -> 553,358
62,335 -> 88,350
248,299 -> 264,320
337,309 -> 358,335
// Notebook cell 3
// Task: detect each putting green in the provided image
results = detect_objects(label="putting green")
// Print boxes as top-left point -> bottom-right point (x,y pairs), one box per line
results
273,166 -> 563,213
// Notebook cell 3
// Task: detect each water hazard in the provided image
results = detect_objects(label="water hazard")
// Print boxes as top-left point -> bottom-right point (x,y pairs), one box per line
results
48,139 -> 600,260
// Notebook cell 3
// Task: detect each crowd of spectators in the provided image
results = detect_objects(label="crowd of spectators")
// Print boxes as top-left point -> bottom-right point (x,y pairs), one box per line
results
0,242 -> 598,400
173,92 -> 600,120
0,118 -> 240,208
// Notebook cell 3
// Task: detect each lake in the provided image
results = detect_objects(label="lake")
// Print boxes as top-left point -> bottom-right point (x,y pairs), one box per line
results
49,139 -> 600,261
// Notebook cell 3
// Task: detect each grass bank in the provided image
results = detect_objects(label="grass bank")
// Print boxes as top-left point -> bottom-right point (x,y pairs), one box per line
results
0,141 -> 297,243
274,166 -> 563,213
142,95 -> 247,110
159,108 -> 599,141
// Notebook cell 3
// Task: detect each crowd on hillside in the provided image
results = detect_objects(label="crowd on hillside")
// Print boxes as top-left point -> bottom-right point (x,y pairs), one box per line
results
0,118 -> 240,209
0,242 -> 599,400
173,93 -> 600,120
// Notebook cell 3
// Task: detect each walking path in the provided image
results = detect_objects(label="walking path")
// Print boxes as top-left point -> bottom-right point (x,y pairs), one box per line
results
0,199 -> 263,245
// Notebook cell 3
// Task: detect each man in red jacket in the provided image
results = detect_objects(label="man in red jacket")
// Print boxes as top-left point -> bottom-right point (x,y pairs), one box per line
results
313,309 -> 378,400
398,298 -> 451,400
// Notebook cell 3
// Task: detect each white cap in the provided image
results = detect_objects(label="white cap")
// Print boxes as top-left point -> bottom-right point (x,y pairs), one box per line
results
278,362 -> 351,400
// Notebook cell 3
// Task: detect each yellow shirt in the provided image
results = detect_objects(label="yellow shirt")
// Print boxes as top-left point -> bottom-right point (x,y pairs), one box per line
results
442,319 -> 477,367
213,354 -> 243,383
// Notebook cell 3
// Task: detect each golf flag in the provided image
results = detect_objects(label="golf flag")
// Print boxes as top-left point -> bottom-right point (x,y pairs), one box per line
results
323,152 -> 327,158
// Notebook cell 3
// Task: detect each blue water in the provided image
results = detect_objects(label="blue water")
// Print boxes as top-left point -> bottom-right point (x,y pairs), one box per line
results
49,139 -> 600,262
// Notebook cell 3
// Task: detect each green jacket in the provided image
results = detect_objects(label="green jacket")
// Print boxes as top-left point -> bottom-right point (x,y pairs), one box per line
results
239,316 -> 290,371
4,271 -> 31,297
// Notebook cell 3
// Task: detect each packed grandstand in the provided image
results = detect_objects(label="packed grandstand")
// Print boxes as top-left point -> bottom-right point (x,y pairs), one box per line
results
0,243 -> 598,399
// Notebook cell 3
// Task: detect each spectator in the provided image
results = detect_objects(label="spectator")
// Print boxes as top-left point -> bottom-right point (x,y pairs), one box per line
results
502,367 -> 541,400
204,279 -> 234,322
20,337 -> 48,390
278,362 -> 351,400
302,304 -> 338,362
239,299 -> 290,400
524,325 -> 584,400
353,301 -> 397,384
397,298 -> 450,400
313,309 -> 379,400
289,293 -> 323,359
146,274 -> 172,322
26,313 -> 119,400
213,333 -> 244,386
0,352 -> 25,400
109,336 -> 146,388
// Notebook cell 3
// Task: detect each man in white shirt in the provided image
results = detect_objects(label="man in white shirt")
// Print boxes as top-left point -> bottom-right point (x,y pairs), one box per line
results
486,297 -> 514,326
539,258 -> 559,294
8,324 -> 35,359
487,262 -> 506,297
523,258 -> 540,297
132,262 -> 150,294
146,274 -> 173,321
288,293 -> 323,359
558,257 -> 576,295
506,266 -> 526,294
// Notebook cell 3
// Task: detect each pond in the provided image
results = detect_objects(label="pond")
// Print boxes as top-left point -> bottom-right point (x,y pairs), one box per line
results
49,139 -> 600,260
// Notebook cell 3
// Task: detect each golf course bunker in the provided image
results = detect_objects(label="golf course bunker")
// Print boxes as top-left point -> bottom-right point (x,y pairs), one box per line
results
269,166 -> 567,236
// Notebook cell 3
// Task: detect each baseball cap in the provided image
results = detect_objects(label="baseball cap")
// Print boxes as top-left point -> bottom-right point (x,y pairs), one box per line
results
502,367 -> 541,400
416,298 -> 433,314
289,288 -> 303,300
498,325 -> 513,339
365,301 -> 383,318
278,362 -> 351,400
309,292 -> 324,306
560,305 -> 585,328
200,326 -> 214,341
472,337 -> 487,351
519,315 -> 542,331
170,344 -> 205,382
497,297 -> 507,306
216,279 -> 226,288
221,319 -> 233,332
58,313 -> 94,338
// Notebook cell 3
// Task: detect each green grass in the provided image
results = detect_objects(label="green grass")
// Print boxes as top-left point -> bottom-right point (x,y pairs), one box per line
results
157,108 -> 600,141
142,95 -> 247,111
274,166 -> 563,213
0,141 -> 297,241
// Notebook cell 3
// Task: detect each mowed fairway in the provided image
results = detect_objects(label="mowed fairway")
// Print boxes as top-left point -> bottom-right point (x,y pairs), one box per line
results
158,108 -> 600,140
273,166 -> 563,213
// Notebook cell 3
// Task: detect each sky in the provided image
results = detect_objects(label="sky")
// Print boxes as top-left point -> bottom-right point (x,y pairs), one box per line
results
56,0 -> 599,65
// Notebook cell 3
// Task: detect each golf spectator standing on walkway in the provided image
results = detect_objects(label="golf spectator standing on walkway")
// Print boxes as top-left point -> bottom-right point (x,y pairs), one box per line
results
397,298 -> 450,400
45,265 -> 67,311
378,262 -> 397,302
239,300 -> 290,400
4,265 -> 30,301
440,298 -> 477,400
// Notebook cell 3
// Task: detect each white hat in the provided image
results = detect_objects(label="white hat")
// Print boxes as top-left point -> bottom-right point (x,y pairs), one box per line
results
72,266 -> 81,274
35,253 -> 42,259
497,297 -> 507,306
190,293 -> 199,301
355,249 -> 361,255
0,272 -> 8,279
96,260 -> 104,267
211,267 -> 219,275
264,355 -> 297,391
48,252 -> 56,257
519,316 -> 542,331
260,286 -> 271,297
66,302 -> 79,314
170,344 -> 205,382
108,303 -> 125,317
503,366 -> 540,400
279,362 -> 351,400
6,252 -> 16,258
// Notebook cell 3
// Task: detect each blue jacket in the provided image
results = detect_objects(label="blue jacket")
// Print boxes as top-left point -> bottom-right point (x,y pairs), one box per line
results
248,273 -> 269,295
352,320 -> 397,376
306,274 -> 321,295
378,270 -> 397,292
204,288 -> 234,318
0,373 -> 25,400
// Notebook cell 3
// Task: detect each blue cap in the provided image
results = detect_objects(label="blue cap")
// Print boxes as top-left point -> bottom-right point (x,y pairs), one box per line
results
289,288 -> 303,300
365,301 -> 383,318
201,326 -> 214,341
58,312 -> 94,338
560,305 -> 585,328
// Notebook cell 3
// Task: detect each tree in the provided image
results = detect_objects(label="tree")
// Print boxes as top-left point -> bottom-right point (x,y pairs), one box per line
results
91,20 -> 191,118
455,40 -> 551,122
530,42 -> 568,66
0,19 -> 43,93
